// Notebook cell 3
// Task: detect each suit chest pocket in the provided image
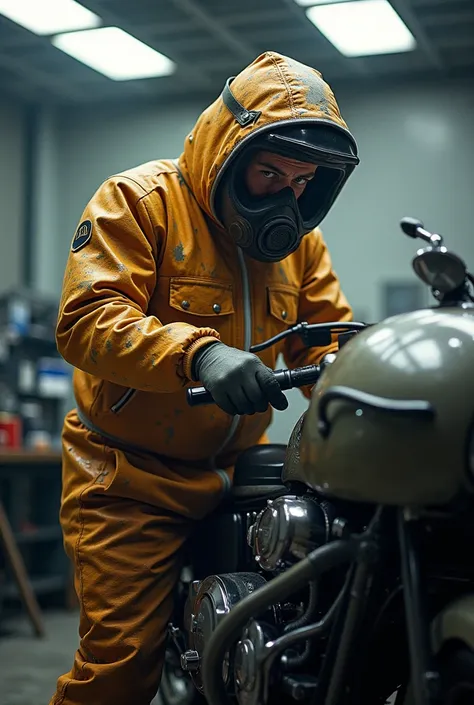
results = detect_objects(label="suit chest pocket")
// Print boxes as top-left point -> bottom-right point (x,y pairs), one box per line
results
168,277 -> 235,331
267,285 -> 299,326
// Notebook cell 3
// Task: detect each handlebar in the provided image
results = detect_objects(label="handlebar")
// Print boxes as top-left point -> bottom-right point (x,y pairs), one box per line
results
186,364 -> 322,407
186,321 -> 369,408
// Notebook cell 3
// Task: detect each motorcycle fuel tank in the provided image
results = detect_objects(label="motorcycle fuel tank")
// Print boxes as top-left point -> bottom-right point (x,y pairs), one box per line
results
283,307 -> 474,507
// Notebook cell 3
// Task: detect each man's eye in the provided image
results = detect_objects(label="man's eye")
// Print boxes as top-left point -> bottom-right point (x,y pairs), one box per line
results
261,170 -> 277,179
294,176 -> 310,185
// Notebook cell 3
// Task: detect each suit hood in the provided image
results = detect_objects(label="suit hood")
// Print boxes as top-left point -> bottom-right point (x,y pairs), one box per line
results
179,51 -> 354,222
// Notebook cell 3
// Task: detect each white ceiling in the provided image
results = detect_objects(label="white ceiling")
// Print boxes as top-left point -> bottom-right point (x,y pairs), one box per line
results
0,0 -> 473,106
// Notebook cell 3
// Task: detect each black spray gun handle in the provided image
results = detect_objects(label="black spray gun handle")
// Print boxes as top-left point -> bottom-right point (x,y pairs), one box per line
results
186,364 -> 322,408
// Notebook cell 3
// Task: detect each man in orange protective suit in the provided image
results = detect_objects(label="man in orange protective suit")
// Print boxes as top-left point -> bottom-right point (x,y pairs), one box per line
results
50,51 -> 359,705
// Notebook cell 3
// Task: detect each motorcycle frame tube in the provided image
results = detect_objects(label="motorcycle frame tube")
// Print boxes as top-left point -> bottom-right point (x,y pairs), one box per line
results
322,537 -> 380,705
311,561 -> 358,703
314,506 -> 382,705
201,538 -> 357,705
398,508 -> 440,705
260,581 -> 348,703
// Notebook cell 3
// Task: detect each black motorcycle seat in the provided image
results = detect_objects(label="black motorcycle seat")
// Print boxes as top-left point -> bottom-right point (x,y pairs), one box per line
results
233,444 -> 287,490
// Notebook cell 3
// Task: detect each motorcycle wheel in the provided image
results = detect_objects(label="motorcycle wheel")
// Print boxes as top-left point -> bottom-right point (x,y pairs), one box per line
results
438,644 -> 474,705
395,645 -> 474,705
155,647 -> 207,705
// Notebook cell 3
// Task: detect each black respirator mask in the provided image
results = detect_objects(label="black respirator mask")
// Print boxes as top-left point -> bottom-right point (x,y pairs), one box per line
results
216,124 -> 359,263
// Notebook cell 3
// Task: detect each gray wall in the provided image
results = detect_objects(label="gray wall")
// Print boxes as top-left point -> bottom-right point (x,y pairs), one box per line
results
32,109 -> 61,297
324,78 -> 474,322
0,102 -> 25,292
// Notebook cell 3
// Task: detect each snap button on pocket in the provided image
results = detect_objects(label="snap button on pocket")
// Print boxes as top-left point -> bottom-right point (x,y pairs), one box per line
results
170,278 -> 235,317
267,285 -> 299,325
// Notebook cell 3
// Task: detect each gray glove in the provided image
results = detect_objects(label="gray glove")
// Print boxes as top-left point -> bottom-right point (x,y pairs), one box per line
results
192,342 -> 289,416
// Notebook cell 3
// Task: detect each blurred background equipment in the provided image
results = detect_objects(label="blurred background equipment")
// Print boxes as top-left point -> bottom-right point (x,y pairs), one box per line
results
0,288 -> 71,451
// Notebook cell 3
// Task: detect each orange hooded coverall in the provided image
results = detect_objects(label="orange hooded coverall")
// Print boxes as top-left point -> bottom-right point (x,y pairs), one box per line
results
50,51 -> 353,705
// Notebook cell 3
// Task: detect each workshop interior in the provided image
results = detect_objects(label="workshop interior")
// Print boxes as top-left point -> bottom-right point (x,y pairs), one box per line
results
0,1 -> 473,704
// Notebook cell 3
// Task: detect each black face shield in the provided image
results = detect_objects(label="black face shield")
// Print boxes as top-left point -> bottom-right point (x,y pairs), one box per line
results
217,123 -> 360,263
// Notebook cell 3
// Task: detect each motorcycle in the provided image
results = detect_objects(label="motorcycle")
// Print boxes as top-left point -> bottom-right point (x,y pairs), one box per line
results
157,217 -> 474,705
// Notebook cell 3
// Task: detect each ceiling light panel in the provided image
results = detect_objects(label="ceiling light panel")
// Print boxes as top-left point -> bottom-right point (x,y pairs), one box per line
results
0,0 -> 100,36
305,0 -> 417,56
52,27 -> 177,81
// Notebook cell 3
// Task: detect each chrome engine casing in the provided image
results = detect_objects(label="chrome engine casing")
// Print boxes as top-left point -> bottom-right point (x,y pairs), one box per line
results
182,572 -> 270,691
234,618 -> 280,705
247,494 -> 335,571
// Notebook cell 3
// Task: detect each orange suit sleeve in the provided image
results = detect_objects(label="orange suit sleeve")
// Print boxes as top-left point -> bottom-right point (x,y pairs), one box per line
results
56,176 -> 220,393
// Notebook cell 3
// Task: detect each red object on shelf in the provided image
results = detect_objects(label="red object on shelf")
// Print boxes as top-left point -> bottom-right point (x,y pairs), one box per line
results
0,413 -> 22,449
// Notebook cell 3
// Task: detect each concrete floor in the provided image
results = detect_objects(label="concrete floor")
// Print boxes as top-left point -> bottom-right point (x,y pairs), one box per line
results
0,609 -> 162,705
0,609 -> 80,705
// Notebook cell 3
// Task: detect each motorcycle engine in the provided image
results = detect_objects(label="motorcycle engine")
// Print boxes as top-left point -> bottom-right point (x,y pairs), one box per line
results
181,494 -> 336,700
181,572 -> 273,691
247,494 -> 335,571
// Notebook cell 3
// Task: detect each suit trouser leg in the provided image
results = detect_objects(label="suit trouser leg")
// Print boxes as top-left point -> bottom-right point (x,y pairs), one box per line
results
50,411 -> 227,705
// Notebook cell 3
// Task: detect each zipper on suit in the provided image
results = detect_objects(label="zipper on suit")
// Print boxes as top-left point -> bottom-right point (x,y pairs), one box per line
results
210,248 -> 252,495
171,158 -> 252,497
238,248 -> 253,352
111,388 -> 137,413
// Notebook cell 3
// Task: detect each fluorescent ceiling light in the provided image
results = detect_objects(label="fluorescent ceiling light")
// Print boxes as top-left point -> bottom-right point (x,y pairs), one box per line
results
306,0 -> 417,57
52,27 -> 176,81
294,0 -> 348,5
0,0 -> 100,35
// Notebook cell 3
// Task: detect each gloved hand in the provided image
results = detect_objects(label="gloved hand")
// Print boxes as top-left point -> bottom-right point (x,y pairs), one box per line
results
192,342 -> 289,416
